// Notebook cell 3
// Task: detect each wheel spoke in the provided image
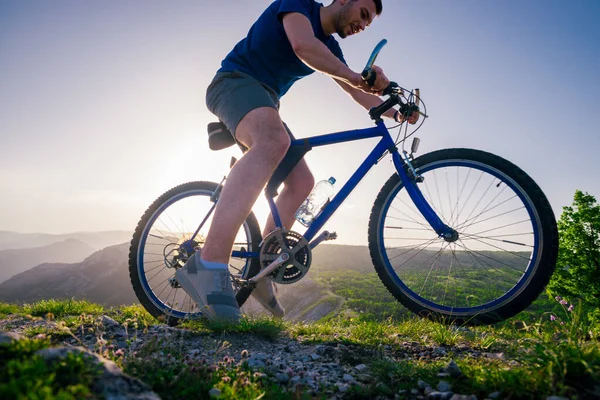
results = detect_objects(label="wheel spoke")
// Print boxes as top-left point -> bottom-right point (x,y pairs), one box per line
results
375,152 -> 550,320
133,184 -> 258,320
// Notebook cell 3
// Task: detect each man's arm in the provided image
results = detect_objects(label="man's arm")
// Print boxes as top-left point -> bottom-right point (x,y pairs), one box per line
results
282,13 -> 388,94
334,78 -> 398,120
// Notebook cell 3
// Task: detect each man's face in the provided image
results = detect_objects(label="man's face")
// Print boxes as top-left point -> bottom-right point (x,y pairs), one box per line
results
335,0 -> 377,39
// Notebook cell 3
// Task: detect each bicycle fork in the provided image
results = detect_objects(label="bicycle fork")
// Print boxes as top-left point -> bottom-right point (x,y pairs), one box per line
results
391,149 -> 458,242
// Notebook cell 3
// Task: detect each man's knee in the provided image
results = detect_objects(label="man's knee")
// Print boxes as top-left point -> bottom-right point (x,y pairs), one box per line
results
236,107 -> 290,161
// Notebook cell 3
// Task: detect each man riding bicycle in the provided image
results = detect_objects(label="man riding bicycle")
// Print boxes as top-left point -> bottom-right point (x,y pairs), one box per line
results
175,0 -> 418,321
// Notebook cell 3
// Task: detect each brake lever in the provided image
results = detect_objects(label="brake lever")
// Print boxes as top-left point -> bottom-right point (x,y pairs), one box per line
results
383,81 -> 402,96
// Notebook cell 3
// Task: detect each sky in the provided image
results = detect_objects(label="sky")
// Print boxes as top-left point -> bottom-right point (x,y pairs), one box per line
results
1,0 -> 599,245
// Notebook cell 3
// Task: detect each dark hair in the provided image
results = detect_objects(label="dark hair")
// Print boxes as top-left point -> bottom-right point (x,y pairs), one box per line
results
372,0 -> 382,15
332,0 -> 383,15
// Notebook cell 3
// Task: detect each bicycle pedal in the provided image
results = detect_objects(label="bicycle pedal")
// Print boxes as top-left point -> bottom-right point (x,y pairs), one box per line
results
309,230 -> 337,249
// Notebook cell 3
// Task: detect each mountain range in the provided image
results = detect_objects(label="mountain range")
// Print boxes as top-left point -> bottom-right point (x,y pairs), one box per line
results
0,240 -> 373,321
0,230 -> 133,284
0,230 -> 132,251
0,239 -> 96,284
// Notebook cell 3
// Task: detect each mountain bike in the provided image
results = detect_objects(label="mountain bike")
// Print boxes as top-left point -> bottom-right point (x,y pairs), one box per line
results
128,40 -> 558,325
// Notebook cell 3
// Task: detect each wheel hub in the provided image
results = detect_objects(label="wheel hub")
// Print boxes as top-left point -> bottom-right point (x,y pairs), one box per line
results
442,229 -> 459,243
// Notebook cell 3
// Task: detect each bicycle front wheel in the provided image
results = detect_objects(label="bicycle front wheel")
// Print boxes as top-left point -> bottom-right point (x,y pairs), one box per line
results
368,148 -> 558,325
128,181 -> 262,324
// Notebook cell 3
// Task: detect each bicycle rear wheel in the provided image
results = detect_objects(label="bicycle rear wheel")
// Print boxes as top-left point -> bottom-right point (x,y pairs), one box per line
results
128,181 -> 262,323
368,148 -> 558,325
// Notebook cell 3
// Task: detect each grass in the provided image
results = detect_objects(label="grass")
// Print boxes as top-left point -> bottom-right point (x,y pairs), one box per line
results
22,298 -> 104,318
0,336 -> 101,399
0,274 -> 599,399
0,302 -> 20,317
106,304 -> 158,328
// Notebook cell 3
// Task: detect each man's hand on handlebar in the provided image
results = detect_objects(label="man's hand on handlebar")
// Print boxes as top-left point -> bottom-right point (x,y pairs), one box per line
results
354,65 -> 389,96
396,109 -> 420,125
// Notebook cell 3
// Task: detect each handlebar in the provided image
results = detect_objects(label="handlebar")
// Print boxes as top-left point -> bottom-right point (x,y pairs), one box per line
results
361,39 -> 428,122
361,39 -> 388,86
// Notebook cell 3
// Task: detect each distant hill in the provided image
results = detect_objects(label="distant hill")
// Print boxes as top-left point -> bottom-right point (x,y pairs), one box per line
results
0,239 -> 96,284
312,244 -> 373,273
0,243 -> 369,319
0,241 -> 528,321
0,243 -> 137,306
0,230 -> 133,251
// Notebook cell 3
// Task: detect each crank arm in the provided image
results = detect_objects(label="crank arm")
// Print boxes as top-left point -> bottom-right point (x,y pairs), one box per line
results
248,252 -> 290,283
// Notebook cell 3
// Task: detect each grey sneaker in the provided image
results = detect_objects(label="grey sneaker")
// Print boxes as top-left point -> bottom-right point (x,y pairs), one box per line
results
174,250 -> 241,322
251,278 -> 285,318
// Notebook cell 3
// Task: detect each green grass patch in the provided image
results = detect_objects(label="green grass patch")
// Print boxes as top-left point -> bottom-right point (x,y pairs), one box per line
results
107,304 -> 158,328
0,337 -> 101,399
22,299 -> 104,318
289,316 -> 403,346
21,325 -> 74,343
180,315 -> 286,340
0,302 -> 20,317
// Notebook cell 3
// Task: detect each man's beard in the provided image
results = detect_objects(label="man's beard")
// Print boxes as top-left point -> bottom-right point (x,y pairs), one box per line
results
335,3 -> 353,38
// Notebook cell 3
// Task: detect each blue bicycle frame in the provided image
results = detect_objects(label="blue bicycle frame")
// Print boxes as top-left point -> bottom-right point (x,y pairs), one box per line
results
231,120 -> 454,259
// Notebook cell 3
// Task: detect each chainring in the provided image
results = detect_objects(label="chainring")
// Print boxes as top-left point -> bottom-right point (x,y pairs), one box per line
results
259,229 -> 312,284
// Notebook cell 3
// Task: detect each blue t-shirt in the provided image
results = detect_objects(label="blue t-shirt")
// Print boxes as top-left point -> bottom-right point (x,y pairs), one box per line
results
219,0 -> 347,98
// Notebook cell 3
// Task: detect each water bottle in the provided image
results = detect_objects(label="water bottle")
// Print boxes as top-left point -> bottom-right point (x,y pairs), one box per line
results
295,177 -> 336,226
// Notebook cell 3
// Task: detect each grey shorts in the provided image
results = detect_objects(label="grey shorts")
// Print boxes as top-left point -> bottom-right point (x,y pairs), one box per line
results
205,70 -> 294,152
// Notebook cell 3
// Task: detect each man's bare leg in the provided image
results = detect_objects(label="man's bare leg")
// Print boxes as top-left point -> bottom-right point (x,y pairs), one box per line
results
262,159 -> 314,236
250,159 -> 314,317
201,107 -> 290,264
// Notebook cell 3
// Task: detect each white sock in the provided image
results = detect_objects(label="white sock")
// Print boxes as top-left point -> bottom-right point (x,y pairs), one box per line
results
200,257 -> 228,270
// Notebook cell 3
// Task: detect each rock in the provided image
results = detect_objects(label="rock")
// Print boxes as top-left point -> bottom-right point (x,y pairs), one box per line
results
0,331 -> 25,345
247,353 -> 268,369
450,395 -> 478,400
101,316 -> 120,328
343,373 -> 354,382
209,387 -> 221,398
428,391 -> 454,400
355,363 -> 368,371
434,347 -> 448,356
437,373 -> 451,378
488,392 -> 501,399
418,380 -> 432,390
310,353 -> 321,361
425,387 -> 434,396
36,346 -> 160,399
545,397 -> 570,400
336,383 -> 349,393
445,360 -> 462,378
247,358 -> 266,368
483,352 -> 506,361
437,381 -> 452,392
316,344 -> 337,357
276,373 -> 289,384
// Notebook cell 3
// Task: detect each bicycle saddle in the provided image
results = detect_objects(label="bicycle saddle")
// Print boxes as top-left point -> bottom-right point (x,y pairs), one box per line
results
207,122 -> 236,151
